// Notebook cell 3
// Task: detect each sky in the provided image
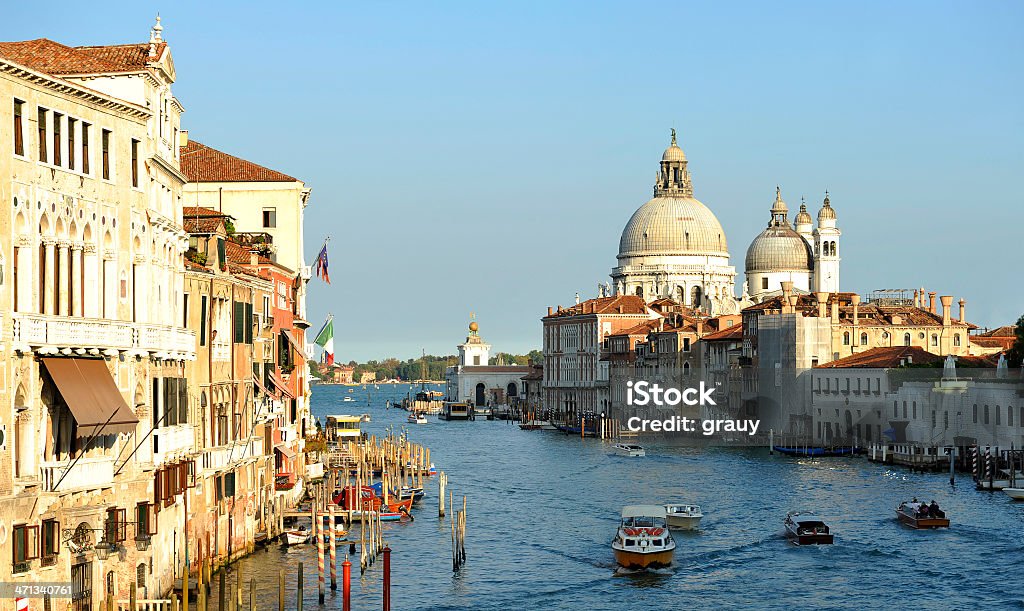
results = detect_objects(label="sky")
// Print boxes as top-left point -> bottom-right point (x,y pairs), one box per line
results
5,1 -> 1022,361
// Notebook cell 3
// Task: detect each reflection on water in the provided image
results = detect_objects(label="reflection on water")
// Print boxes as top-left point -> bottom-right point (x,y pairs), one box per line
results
196,384 -> 1024,610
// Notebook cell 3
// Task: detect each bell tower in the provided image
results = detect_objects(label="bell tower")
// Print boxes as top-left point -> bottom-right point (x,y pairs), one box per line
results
813,192 -> 841,292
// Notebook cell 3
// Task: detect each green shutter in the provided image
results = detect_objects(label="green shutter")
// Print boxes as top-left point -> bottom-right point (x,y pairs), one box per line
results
200,296 -> 207,346
233,302 -> 244,343
245,302 -> 253,344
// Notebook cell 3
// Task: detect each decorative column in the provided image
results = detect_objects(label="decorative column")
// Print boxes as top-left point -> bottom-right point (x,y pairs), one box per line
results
16,236 -> 32,312
57,240 -> 70,316
42,238 -> 56,315
71,243 -> 84,317
103,250 -> 116,319
83,244 -> 98,317
134,254 -> 148,323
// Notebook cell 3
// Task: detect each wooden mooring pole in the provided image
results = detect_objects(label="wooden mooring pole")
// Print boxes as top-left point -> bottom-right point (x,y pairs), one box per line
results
329,505 -> 338,591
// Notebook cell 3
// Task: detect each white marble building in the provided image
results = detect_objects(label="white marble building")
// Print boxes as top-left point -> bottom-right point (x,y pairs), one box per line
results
445,321 -> 532,407
611,131 -> 740,315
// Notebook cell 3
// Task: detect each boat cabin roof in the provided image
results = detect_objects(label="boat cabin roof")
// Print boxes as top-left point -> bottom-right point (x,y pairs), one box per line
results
616,444 -> 644,450
621,505 -> 667,518
788,513 -> 825,524
326,415 -> 361,422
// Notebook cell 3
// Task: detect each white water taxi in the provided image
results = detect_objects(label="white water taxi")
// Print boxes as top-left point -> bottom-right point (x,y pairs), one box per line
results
613,443 -> 645,457
1003,488 -> 1024,500
664,503 -> 703,530
612,505 -> 675,569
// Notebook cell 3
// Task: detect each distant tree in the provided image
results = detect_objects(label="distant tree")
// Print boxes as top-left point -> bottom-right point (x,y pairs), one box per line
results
1007,315 -> 1024,367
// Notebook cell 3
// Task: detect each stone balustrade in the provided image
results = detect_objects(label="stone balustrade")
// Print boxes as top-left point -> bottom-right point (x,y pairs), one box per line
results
10,313 -> 196,358
40,455 -> 115,492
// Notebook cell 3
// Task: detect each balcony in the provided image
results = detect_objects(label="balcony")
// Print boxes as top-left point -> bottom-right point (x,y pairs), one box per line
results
11,313 -> 196,359
40,455 -> 115,492
198,437 -> 264,473
153,424 -> 195,461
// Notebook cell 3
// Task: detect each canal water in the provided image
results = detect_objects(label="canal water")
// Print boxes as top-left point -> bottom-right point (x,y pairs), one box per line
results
208,384 -> 1023,610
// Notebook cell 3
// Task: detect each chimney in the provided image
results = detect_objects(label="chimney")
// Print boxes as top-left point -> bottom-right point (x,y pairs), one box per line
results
830,299 -> 839,321
781,281 -> 793,313
851,294 -> 860,321
815,292 -> 828,317
697,319 -> 704,336
547,306 -> 553,316
913,289 -> 920,308
940,295 -> 952,326
928,292 -> 937,314
250,251 -> 259,266
958,298 -> 966,322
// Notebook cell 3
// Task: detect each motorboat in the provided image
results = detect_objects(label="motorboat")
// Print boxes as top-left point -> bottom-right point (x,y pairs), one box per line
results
613,443 -> 645,457
896,500 -> 949,529
1003,488 -> 1024,500
360,413 -> 371,422
342,397 -> 354,402
611,505 -> 675,569
664,504 -> 703,530
415,413 -> 428,424
784,512 -> 834,545
333,485 -> 414,514
282,526 -> 309,545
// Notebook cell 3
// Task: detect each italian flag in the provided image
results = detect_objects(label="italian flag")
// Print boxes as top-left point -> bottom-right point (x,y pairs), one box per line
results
314,316 -> 335,366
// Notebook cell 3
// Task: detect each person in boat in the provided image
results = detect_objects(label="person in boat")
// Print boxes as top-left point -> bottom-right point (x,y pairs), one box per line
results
929,500 -> 944,518
918,503 -> 930,518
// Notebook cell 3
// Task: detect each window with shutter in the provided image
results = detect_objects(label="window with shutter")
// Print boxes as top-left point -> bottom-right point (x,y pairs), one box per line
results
154,469 -> 162,512
178,379 -> 188,424
200,296 -> 208,345
245,302 -> 253,344
233,302 -> 245,343
226,472 -> 236,497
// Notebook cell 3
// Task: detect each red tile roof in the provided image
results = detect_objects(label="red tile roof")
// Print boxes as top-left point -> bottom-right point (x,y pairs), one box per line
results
700,324 -> 744,341
545,295 -> 649,318
0,38 -> 164,75
225,240 -> 272,266
975,325 -> 1016,338
609,319 -> 661,338
816,346 -> 944,369
180,140 -> 298,183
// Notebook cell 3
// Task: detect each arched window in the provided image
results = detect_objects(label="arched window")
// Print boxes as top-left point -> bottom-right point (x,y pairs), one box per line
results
931,334 -> 938,347
635,286 -> 643,298
984,405 -> 989,425
903,333 -> 911,346
995,405 -> 1001,425
954,334 -> 961,347
843,332 -> 850,345
893,401 -> 897,418
683,362 -> 691,375
831,241 -> 837,256
912,401 -> 916,419
860,332 -> 868,345
973,404 -> 978,423
902,401 -> 907,419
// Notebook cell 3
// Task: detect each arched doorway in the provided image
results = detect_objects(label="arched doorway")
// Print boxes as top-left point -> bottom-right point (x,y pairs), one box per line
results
506,382 -> 517,403
475,383 -> 485,406
691,285 -> 703,309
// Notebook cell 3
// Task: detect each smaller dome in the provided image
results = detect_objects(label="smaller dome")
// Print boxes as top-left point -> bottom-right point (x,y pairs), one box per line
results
745,225 -> 814,273
469,321 -> 479,332
662,144 -> 687,162
818,193 -> 836,221
661,128 -> 687,161
795,203 -> 812,226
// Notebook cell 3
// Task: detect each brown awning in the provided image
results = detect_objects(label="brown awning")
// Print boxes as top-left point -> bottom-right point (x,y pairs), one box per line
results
42,358 -> 139,439
282,329 -> 305,358
270,371 -> 296,399
275,445 -> 297,460
252,374 -> 276,398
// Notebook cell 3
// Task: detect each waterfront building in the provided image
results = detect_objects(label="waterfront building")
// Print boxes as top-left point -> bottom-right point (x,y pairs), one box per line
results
810,346 -> 1020,449
325,364 -> 355,384
179,143 -> 312,502
0,20 -> 197,604
542,295 -> 656,416
445,320 -> 532,406
744,284 -> 977,437
610,131 -> 740,315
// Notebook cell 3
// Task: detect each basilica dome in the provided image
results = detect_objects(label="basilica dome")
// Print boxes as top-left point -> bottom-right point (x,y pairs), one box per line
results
745,224 -> 813,272
618,196 -> 729,258
745,188 -> 813,273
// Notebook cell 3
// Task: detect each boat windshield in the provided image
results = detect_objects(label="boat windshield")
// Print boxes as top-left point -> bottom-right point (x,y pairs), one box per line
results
623,516 -> 663,528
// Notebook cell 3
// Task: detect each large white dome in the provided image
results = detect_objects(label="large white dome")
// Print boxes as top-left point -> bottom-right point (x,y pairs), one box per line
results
618,196 -> 730,259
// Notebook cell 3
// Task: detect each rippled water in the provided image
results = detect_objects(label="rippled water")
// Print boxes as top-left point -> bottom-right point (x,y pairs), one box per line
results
203,384 -> 1024,610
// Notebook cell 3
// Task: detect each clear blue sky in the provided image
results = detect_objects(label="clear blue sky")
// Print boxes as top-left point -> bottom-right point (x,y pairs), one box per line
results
6,1 -> 1022,361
